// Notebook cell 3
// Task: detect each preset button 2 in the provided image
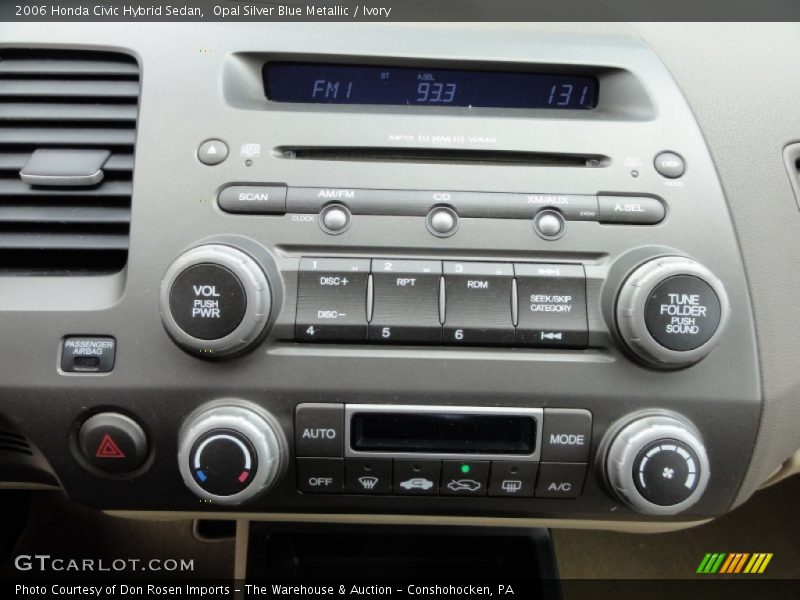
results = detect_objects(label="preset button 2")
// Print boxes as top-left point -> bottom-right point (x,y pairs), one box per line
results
369,259 -> 442,344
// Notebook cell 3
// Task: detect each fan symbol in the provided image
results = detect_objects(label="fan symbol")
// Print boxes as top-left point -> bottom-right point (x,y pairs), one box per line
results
662,467 -> 675,479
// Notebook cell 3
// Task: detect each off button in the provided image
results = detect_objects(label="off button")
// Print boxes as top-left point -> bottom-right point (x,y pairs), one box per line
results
169,263 -> 247,340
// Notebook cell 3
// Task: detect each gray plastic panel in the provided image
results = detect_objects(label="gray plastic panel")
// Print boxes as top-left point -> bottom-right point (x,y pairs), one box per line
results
0,22 -> 762,523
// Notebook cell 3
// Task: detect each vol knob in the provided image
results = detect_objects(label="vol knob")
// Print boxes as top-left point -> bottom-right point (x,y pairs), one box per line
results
616,256 -> 730,368
178,403 -> 284,505
159,243 -> 272,358
605,414 -> 710,515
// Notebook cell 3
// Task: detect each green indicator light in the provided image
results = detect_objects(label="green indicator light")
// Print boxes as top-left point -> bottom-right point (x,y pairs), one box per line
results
460,464 -> 471,474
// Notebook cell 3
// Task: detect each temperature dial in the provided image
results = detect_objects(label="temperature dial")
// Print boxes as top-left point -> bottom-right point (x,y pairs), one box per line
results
178,403 -> 284,505
605,414 -> 710,516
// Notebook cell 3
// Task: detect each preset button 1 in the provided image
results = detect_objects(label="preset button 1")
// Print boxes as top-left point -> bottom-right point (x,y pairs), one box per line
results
296,258 -> 370,342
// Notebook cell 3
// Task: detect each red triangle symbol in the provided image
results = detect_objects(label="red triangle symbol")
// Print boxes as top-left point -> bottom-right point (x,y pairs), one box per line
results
95,433 -> 126,459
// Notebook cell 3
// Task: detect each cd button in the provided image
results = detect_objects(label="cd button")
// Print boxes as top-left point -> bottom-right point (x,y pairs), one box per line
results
426,207 -> 458,237
441,460 -> 489,496
488,462 -> 538,498
345,458 -> 393,494
393,459 -> 441,496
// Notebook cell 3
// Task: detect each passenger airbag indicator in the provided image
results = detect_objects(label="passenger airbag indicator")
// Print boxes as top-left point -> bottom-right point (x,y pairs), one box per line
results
61,336 -> 116,373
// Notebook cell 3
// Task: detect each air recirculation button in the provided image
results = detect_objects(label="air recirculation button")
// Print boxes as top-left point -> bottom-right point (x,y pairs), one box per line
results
159,244 -> 272,358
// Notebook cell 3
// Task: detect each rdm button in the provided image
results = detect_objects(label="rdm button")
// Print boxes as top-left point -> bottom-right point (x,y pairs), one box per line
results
169,264 -> 246,340
644,275 -> 721,351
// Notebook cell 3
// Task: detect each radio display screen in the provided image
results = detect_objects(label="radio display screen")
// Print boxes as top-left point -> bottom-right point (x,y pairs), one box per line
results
263,62 -> 598,110
350,412 -> 537,454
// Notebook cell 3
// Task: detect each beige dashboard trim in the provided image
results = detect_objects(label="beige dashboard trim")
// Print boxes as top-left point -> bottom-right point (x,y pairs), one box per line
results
103,510 -> 710,534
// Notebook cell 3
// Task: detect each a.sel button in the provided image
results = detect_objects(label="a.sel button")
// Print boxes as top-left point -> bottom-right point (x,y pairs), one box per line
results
296,257 -> 370,342
540,409 -> 592,463
345,458 -> 392,494
296,458 -> 343,493
295,404 -> 344,457
598,195 -> 666,225
535,463 -> 586,499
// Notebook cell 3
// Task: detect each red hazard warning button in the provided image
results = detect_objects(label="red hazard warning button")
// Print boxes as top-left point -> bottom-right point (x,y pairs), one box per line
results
78,413 -> 147,473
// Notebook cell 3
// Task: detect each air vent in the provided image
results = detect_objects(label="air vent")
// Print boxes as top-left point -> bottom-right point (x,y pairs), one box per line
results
0,49 -> 139,274
0,427 -> 32,457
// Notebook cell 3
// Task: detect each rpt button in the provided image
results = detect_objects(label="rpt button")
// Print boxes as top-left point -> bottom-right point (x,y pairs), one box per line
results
295,403 -> 344,457
296,258 -> 370,342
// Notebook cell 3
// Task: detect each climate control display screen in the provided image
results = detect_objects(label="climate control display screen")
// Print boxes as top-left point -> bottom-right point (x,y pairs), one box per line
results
264,62 -> 598,109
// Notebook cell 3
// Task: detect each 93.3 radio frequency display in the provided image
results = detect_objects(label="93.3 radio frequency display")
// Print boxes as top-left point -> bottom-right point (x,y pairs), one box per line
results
263,63 -> 599,109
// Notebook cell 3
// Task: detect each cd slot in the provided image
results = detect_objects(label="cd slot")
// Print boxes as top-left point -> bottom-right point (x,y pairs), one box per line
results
277,146 -> 610,168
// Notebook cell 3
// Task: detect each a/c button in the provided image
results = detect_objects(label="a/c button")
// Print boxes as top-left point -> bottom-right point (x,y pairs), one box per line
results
535,463 -> 586,499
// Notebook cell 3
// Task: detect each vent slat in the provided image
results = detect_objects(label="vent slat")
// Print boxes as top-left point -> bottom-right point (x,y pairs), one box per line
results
0,58 -> 138,77
0,103 -> 137,122
0,204 -> 131,224
0,79 -> 139,98
0,127 -> 135,146
0,179 -> 131,197
0,232 -> 129,250
0,152 -> 133,172
0,49 -> 137,274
